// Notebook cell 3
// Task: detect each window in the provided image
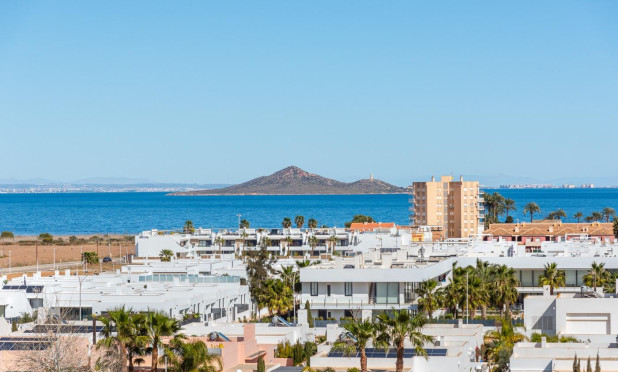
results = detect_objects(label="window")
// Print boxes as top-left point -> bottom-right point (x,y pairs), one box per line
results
376,282 -> 399,304
345,282 -> 353,296
327,285 -> 331,297
310,282 -> 318,296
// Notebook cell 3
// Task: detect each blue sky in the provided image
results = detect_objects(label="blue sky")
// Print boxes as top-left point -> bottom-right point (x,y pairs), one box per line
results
1,1 -> 617,186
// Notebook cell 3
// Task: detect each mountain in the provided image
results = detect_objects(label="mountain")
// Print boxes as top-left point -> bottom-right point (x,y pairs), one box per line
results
171,166 -> 408,195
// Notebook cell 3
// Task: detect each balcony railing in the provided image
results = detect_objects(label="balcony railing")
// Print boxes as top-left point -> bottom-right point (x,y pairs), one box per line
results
303,298 -> 414,309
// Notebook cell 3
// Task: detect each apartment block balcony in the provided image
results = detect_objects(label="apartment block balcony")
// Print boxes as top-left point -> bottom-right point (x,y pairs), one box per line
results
303,297 -> 415,310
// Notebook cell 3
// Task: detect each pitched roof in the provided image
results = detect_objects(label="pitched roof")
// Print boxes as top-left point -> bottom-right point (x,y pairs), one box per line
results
484,222 -> 613,237
349,222 -> 396,232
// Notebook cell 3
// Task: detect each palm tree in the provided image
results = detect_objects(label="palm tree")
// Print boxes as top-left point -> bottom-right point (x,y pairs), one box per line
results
484,318 -> 526,371
375,310 -> 434,372
491,265 -> 519,317
97,307 -> 149,372
164,337 -> 222,372
239,218 -> 250,228
307,236 -> 318,257
183,220 -> 195,234
538,262 -> 565,295
260,278 -> 293,316
146,311 -> 181,372
159,249 -> 174,262
282,217 -> 292,228
504,198 -> 516,219
474,260 -> 493,319
585,215 -> 595,223
332,318 -> 377,372
416,279 -> 440,318
284,236 -> 294,256
307,218 -> 318,229
584,262 -> 612,291
546,209 -> 567,221
603,207 -> 616,222
591,211 -> 604,222
240,231 -> 248,257
523,202 -> 541,222
327,235 -> 338,253
294,215 -> 305,229
573,212 -> 583,223
214,236 -> 225,254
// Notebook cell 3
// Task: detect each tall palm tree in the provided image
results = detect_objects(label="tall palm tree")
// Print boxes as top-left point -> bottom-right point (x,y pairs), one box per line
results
547,209 -> 567,221
474,259 -> 493,319
573,212 -> 583,223
239,218 -> 250,228
591,211 -> 604,222
260,278 -> 293,316
504,198 -> 516,219
523,202 -> 541,223
307,236 -> 318,257
416,279 -> 440,318
164,337 -> 222,372
97,307 -> 149,372
183,220 -> 195,234
375,310 -> 434,372
284,236 -> 294,256
214,236 -> 225,254
294,215 -> 305,229
332,318 -> 377,372
603,207 -> 616,223
160,249 -> 174,262
584,262 -> 612,291
484,318 -> 526,371
327,235 -> 338,253
307,218 -> 318,229
146,312 -> 182,372
282,217 -> 292,228
491,265 -> 519,317
538,262 -> 565,295
441,276 -> 462,318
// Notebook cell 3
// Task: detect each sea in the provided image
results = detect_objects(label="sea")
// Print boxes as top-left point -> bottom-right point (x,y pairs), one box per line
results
0,189 -> 617,235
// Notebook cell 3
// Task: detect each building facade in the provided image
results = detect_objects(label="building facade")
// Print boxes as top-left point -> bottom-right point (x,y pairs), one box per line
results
410,175 -> 484,239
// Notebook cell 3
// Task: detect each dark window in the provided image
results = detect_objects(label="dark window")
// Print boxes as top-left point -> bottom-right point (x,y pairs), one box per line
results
310,282 -> 318,296
327,285 -> 331,297
345,282 -> 353,296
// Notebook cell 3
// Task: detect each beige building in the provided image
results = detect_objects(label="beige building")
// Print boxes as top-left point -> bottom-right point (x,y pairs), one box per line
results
410,175 -> 484,239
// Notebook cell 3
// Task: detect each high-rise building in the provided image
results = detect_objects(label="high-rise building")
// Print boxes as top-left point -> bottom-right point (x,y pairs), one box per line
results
409,175 -> 484,239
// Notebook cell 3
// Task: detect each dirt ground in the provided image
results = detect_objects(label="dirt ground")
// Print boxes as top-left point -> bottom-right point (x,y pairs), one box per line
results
0,237 -> 135,268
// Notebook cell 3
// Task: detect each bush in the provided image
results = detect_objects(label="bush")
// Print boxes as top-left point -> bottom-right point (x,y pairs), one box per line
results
257,355 -> 265,372
347,368 -> 360,372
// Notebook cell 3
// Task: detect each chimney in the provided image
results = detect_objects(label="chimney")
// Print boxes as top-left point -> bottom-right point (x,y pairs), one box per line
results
460,175 -> 463,182
431,176 -> 435,182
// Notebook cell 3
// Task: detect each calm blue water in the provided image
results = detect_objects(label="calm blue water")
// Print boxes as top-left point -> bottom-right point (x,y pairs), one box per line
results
0,189 -> 616,235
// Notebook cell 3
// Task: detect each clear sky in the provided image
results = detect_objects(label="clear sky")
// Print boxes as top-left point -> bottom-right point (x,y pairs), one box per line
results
1,1 -> 617,186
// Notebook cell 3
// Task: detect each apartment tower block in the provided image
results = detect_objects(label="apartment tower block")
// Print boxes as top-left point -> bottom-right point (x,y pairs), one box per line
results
410,175 -> 484,239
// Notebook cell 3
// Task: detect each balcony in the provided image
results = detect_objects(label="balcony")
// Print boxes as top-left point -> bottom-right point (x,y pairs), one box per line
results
303,297 -> 413,310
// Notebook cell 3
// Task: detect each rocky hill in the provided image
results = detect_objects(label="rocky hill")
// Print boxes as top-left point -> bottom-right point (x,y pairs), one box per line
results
171,166 -> 408,195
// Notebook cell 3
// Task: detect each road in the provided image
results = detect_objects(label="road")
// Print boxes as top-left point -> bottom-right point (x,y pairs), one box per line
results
0,258 -> 124,275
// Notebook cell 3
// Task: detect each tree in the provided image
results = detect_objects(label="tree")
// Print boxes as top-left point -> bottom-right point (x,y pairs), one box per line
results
146,311 -> 181,372
573,353 -> 578,372
159,249 -> 174,262
484,318 -> 526,372
484,192 -> 506,225
345,215 -> 374,228
239,219 -> 250,228
82,251 -> 99,264
257,354 -> 265,372
245,246 -> 276,310
523,202 -> 541,223
546,209 -> 567,221
538,262 -> 565,295
416,279 -> 440,318
491,265 -> 519,317
574,212 -> 583,223
504,198 -> 516,219
260,278 -> 293,315
183,220 -> 195,234
327,235 -> 338,253
306,301 -> 314,328
164,337 -> 222,372
333,318 -> 377,372
307,218 -> 318,229
583,261 -> 612,291
587,356 -> 592,372
39,232 -> 53,244
285,236 -> 294,255
603,207 -> 616,222
595,352 -> 601,372
282,217 -> 292,228
294,215 -> 305,229
214,236 -> 225,254
614,218 -> 618,239
97,307 -> 149,372
375,310 -> 434,372
14,311 -> 92,371
591,211 -> 603,222
307,236 -> 319,256
0,231 -> 14,242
